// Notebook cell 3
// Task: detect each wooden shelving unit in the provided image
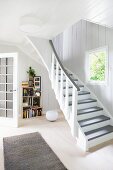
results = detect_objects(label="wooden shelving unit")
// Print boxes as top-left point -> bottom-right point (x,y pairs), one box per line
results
22,86 -> 42,119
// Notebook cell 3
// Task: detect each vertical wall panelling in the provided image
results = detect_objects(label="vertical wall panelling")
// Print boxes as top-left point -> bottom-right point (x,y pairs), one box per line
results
52,19 -> 113,116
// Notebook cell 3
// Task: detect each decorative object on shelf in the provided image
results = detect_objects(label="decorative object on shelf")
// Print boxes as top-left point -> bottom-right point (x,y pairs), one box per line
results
46,110 -> 58,122
23,87 -> 34,96
28,80 -> 33,87
27,66 -> 36,86
27,66 -> 36,79
37,107 -> 42,116
23,102 -> 28,107
34,76 -> 41,91
22,81 -> 29,87
23,88 -> 28,96
32,106 -> 42,116
33,97 -> 40,106
35,91 -> 41,97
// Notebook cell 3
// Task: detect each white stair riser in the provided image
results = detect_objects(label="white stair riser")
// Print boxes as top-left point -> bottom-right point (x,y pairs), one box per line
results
88,132 -> 113,149
56,73 -> 72,79
82,120 -> 110,132
77,110 -> 104,121
78,87 -> 84,91
78,94 -> 90,100
63,89 -> 73,94
66,94 -> 90,101
55,75 -> 65,81
63,87 -> 84,94
54,69 -> 61,73
59,80 -> 78,86
77,102 -> 97,110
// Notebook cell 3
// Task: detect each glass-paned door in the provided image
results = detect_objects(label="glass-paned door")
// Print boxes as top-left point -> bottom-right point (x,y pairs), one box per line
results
0,53 -> 18,127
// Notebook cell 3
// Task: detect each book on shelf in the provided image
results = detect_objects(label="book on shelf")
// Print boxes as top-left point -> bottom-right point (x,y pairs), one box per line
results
29,109 -> 32,118
23,107 -> 38,118
23,88 -> 34,96
23,110 -> 29,118
29,97 -> 32,106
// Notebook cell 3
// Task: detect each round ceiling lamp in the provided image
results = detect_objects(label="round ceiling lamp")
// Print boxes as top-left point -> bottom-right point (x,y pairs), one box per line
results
19,15 -> 43,33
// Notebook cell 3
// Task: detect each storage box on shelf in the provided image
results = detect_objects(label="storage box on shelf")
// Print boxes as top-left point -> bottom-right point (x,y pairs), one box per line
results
22,83 -> 42,119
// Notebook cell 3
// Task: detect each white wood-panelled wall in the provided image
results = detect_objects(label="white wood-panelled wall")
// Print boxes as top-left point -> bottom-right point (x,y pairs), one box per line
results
52,20 -> 113,117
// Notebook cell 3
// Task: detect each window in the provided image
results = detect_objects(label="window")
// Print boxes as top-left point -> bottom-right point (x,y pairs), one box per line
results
87,47 -> 108,84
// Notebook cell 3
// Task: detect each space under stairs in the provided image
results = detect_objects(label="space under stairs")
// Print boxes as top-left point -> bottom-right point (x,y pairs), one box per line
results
49,40 -> 113,151
26,37 -> 113,151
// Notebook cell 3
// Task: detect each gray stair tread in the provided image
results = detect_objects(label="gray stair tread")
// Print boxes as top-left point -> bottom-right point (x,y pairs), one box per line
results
63,86 -> 73,89
54,67 -> 61,70
68,101 -> 72,106
85,125 -> 113,141
78,98 -> 97,104
58,73 -> 73,76
64,91 -> 90,97
77,84 -> 84,87
59,79 -> 78,82
64,93 -> 72,97
68,98 -> 97,106
78,91 -> 90,95
77,106 -> 103,115
63,84 -> 83,89
78,115 -> 110,127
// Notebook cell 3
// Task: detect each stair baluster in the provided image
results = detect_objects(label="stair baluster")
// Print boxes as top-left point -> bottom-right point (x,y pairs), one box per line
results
55,61 -> 60,98
65,77 -> 70,119
51,53 -> 55,89
60,69 -> 64,109
71,86 -> 78,137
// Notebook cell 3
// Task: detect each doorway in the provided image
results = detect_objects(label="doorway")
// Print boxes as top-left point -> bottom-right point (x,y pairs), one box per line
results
0,53 -> 18,127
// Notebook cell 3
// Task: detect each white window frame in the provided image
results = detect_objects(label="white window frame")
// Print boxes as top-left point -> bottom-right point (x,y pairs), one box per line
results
86,46 -> 108,85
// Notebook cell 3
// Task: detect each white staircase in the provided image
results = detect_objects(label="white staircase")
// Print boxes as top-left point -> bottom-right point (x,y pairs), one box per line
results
26,37 -> 113,151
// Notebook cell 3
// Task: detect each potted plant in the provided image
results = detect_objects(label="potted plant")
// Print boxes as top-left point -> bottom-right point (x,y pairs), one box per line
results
27,66 -> 36,80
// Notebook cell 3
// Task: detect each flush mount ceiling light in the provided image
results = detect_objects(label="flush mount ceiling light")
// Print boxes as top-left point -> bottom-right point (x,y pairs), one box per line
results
19,15 -> 44,33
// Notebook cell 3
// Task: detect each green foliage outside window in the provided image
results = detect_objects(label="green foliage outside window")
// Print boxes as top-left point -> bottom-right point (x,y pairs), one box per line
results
89,51 -> 106,81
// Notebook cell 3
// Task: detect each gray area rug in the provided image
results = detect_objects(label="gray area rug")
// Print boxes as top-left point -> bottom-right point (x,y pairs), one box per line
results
3,132 -> 67,170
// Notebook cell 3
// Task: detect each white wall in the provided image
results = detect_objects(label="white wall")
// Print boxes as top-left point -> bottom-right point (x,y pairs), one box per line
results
0,43 -> 59,117
27,36 -> 52,73
53,20 -> 113,116
18,51 -> 59,115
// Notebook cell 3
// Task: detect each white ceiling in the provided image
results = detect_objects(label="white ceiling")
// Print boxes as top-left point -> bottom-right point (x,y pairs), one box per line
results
0,0 -> 113,43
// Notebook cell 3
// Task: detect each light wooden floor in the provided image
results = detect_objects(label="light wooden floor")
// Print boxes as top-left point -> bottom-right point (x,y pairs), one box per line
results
0,114 -> 113,170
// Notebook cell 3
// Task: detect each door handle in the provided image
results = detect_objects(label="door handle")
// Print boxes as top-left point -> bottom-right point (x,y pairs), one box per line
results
10,89 -> 17,92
